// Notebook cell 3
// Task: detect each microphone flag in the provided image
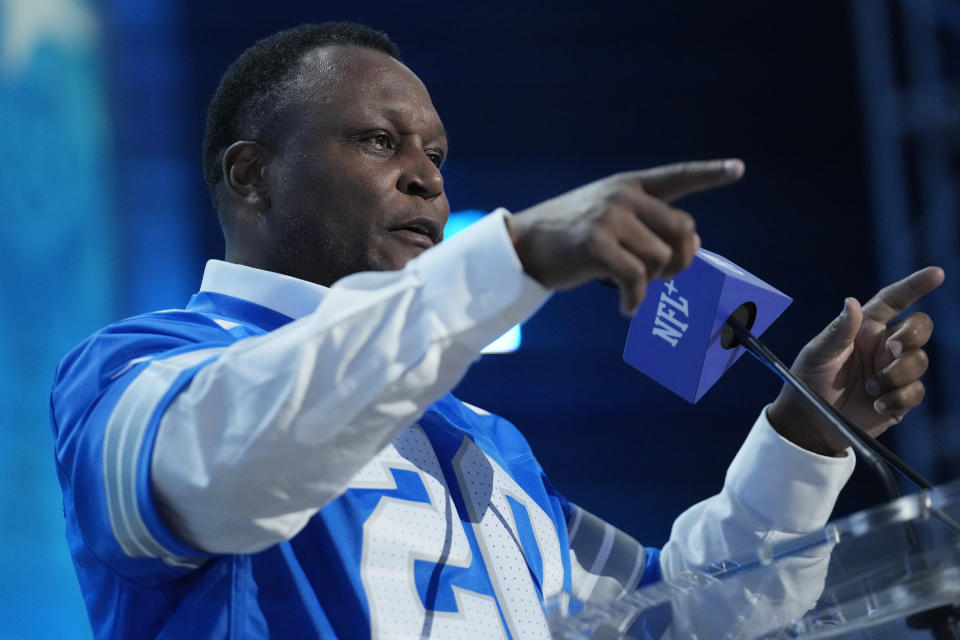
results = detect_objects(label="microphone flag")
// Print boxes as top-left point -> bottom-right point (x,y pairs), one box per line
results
623,249 -> 792,402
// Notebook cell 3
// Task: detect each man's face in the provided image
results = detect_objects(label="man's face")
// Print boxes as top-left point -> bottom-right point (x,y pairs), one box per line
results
264,45 -> 449,286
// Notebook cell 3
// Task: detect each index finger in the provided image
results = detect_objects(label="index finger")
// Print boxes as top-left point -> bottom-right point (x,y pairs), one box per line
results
862,266 -> 946,323
632,159 -> 745,203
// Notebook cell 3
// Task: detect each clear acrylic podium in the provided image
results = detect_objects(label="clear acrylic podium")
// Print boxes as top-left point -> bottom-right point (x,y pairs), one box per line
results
547,479 -> 960,639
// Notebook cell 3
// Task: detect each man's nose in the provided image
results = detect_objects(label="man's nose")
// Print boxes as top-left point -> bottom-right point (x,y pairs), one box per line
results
396,149 -> 443,199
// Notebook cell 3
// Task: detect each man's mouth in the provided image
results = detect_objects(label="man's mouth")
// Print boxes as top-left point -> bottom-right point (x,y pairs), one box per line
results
388,217 -> 441,247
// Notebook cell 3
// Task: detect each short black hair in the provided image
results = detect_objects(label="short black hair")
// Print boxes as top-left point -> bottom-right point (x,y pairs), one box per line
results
202,22 -> 400,206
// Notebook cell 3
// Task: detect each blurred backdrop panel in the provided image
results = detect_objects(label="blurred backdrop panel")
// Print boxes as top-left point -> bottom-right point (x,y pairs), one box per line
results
1,1 -> 958,638
0,0 -> 113,637
850,0 -> 960,482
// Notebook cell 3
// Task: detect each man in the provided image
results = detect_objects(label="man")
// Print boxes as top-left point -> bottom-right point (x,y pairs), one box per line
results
51,22 -> 941,639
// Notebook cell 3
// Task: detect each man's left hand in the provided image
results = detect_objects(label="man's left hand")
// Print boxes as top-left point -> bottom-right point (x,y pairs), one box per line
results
767,267 -> 945,456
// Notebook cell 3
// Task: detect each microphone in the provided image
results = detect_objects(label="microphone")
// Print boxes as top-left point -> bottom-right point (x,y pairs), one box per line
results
622,248 -> 792,403
622,250 -> 960,529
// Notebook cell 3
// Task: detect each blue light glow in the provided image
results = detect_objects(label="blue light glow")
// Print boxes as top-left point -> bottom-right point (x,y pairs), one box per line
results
482,325 -> 522,354
443,210 -> 487,239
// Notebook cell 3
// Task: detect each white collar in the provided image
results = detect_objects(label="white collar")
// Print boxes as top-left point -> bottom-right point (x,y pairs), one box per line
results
198,259 -> 327,320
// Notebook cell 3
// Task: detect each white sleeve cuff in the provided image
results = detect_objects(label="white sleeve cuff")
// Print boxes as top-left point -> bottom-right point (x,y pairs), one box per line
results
725,406 -> 856,532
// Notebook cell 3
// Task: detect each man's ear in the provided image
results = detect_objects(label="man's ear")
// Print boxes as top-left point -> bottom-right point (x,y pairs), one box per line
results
222,141 -> 274,211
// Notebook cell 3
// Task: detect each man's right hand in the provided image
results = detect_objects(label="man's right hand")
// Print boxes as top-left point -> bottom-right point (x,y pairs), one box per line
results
505,159 -> 745,315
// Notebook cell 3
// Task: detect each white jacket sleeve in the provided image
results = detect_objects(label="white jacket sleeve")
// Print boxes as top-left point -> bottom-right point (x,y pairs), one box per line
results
148,210 -> 550,554
560,408 -> 855,610
658,407 -> 856,636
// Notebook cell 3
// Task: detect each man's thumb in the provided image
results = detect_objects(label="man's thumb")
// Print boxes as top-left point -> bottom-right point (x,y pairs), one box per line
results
807,297 -> 863,361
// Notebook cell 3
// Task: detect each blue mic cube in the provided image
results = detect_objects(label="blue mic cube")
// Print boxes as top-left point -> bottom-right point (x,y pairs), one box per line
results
623,249 -> 792,402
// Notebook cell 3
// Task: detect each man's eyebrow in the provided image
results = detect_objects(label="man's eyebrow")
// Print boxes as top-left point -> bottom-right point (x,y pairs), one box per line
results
381,107 -> 447,141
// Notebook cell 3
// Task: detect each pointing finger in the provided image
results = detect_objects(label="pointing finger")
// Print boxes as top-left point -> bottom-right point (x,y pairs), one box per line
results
862,267 -> 945,324
632,159 -> 745,203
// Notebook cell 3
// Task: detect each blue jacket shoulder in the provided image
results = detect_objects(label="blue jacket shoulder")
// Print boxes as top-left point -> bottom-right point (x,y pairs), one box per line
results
50,309 -> 234,435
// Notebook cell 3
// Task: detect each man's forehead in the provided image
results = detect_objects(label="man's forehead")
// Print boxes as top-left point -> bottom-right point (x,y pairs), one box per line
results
290,45 -> 444,137
294,45 -> 415,93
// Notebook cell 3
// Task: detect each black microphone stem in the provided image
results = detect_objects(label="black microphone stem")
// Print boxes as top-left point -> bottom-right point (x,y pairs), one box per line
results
724,317 -> 960,537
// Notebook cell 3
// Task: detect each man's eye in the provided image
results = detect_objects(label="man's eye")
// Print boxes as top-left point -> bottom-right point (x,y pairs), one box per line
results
426,152 -> 443,168
370,134 -> 391,149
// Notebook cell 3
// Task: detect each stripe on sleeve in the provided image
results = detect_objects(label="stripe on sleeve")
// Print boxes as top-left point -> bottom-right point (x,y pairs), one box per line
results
568,504 -> 645,602
102,347 -> 225,566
